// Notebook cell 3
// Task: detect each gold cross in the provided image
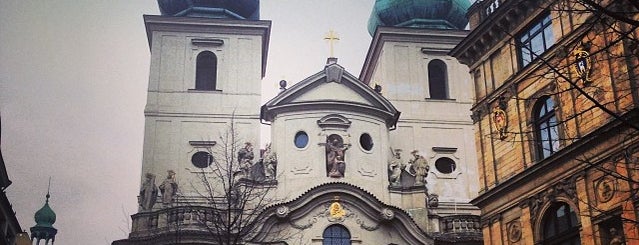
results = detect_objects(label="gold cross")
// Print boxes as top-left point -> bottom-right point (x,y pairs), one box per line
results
324,29 -> 340,57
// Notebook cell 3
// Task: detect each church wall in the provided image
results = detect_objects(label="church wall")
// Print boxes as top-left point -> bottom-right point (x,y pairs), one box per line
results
139,117 -> 260,202
269,110 -> 392,203
364,33 -> 480,209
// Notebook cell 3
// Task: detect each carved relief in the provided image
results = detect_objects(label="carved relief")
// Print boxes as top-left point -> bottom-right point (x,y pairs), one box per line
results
507,219 -> 522,242
595,176 -> 616,203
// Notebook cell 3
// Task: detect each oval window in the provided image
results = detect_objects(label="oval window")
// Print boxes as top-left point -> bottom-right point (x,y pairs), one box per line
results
294,131 -> 309,148
435,157 -> 456,174
359,133 -> 373,151
191,151 -> 213,168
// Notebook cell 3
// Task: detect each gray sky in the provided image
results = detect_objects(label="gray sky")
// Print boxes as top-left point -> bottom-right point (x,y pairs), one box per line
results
0,1 -> 373,244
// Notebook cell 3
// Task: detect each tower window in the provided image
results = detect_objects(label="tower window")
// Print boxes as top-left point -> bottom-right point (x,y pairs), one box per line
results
191,151 -> 213,168
428,59 -> 448,99
323,224 -> 351,245
534,96 -> 559,159
435,157 -> 456,174
195,51 -> 217,90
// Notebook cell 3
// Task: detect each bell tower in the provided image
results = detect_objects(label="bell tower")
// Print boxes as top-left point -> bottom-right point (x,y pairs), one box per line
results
114,1 -> 270,244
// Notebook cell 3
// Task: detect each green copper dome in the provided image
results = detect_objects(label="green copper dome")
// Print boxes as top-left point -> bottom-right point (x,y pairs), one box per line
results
368,0 -> 471,35
34,195 -> 56,228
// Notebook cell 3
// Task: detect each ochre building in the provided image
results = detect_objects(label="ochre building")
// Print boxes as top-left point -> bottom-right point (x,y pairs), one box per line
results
451,0 -> 639,244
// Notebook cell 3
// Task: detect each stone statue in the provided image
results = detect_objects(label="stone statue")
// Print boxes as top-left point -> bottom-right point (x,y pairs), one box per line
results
158,170 -> 177,206
326,135 -> 349,178
238,142 -> 255,178
609,228 -> 624,245
409,150 -> 429,186
388,149 -> 404,187
263,143 -> 278,179
427,194 -> 439,208
138,173 -> 158,211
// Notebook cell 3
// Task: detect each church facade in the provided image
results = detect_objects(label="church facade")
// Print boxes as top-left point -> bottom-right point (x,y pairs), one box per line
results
451,0 -> 639,244
114,1 -> 482,244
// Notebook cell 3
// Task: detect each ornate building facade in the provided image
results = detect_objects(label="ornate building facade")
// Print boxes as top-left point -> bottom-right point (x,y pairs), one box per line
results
451,0 -> 639,244
114,0 -> 482,244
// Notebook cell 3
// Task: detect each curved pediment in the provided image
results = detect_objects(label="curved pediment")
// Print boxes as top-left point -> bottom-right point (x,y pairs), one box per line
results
249,182 -> 433,244
261,62 -> 400,128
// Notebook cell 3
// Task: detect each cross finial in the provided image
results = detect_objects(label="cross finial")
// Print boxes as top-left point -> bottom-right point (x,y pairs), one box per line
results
46,177 -> 51,202
324,29 -> 340,58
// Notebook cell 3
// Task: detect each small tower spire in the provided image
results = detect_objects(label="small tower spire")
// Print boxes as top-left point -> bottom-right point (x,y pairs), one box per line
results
30,178 -> 57,245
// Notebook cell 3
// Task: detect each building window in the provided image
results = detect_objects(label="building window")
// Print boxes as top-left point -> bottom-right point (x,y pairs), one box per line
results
540,202 -> 580,245
323,224 -> 351,245
195,51 -> 217,90
598,216 -> 624,245
294,131 -> 309,149
359,133 -> 373,151
191,151 -> 213,168
518,13 -> 555,67
435,157 -> 456,174
534,96 -> 559,159
428,59 -> 448,99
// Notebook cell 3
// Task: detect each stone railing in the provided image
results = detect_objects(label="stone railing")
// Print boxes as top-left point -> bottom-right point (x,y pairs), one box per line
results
440,215 -> 482,233
129,205 -> 239,238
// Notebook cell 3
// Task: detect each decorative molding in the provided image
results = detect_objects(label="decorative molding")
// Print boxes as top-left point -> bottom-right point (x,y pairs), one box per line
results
357,168 -> 377,177
432,147 -> 458,153
507,219 -> 522,242
189,141 -> 217,147
290,166 -> 313,175
317,114 -> 352,130
524,176 -> 578,225
191,38 -> 224,46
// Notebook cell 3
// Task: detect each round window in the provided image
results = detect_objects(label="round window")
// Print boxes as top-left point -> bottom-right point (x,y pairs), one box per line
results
435,157 -> 456,174
359,133 -> 373,151
191,151 -> 213,168
294,131 -> 308,148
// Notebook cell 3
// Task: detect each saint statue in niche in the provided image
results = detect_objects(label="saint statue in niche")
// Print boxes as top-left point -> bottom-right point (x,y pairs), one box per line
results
325,134 -> 349,178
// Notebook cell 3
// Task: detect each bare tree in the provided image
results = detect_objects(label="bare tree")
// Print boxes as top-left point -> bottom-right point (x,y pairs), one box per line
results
170,119 -> 293,245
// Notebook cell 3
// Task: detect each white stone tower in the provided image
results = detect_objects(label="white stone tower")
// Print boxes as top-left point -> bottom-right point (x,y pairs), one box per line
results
113,1 -> 270,244
360,0 -> 481,237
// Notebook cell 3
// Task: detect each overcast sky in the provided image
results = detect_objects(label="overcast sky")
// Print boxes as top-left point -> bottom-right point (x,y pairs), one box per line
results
0,1 -> 374,244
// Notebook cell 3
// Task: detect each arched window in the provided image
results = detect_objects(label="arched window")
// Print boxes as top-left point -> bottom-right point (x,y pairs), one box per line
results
540,202 -> 580,245
323,224 -> 350,245
428,59 -> 448,99
195,51 -> 217,90
534,96 -> 559,159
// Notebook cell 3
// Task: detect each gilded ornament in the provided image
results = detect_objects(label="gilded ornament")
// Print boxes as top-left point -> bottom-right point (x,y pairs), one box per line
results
571,46 -> 592,84
492,107 -> 508,140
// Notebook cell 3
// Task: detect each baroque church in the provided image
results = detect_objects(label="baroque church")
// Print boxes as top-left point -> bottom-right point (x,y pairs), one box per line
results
114,0 -> 482,244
